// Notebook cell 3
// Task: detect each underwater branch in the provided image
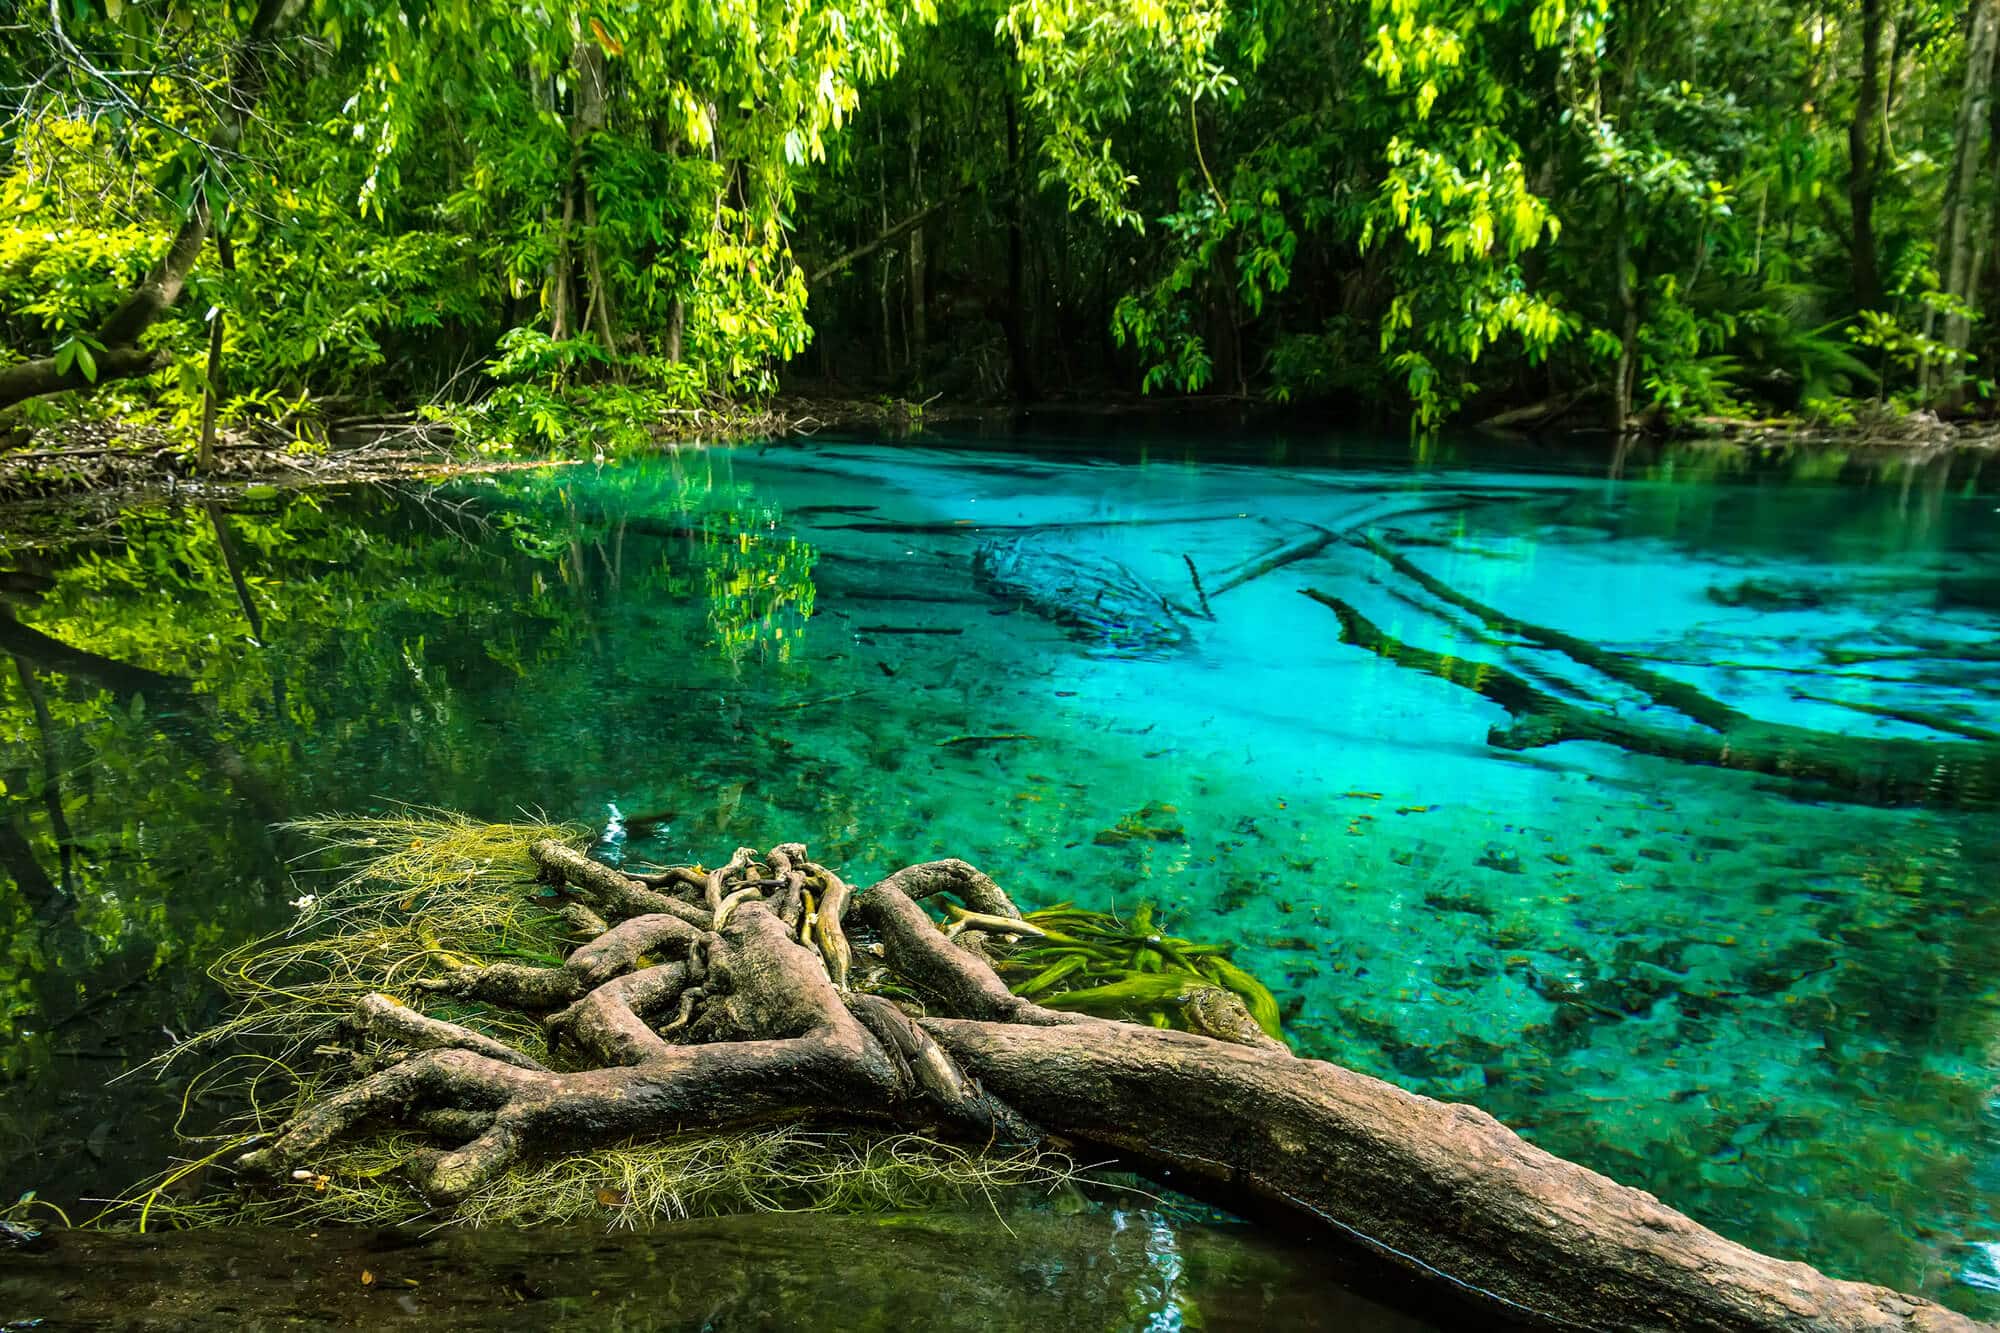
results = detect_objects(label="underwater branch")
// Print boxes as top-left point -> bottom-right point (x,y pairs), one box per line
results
1305,535 -> 2000,807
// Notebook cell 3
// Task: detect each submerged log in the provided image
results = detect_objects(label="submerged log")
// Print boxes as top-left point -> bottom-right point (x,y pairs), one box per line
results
234,837 -> 1981,1331
971,536 -> 1194,654
1305,539 -> 2000,808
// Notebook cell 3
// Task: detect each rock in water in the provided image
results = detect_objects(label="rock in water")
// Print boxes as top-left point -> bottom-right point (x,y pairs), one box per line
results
972,537 -> 1193,657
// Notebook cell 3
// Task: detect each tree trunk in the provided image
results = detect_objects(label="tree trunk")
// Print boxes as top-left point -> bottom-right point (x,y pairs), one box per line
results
12,657 -> 75,895
236,836 -> 1983,1333
0,809 -> 57,911
877,123 -> 896,379
908,105 -> 927,388
573,37 -> 616,357
1932,0 -> 2000,409
808,195 -> 959,285
0,612 -> 282,820
549,177 -> 577,342
196,236 -> 238,471
203,501 -> 264,644
1848,0 -> 1890,314
1606,6 -> 1647,433
0,345 -> 163,408
1003,90 -> 1037,402
1611,185 -> 1639,433
0,0 -> 305,413
927,1020 -> 1979,1333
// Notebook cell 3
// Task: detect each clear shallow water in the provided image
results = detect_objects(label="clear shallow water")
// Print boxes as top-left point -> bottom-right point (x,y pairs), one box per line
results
0,432 -> 1995,1316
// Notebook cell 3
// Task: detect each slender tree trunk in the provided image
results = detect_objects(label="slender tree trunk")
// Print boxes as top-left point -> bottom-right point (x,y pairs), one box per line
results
666,299 -> 685,364
1611,185 -> 1639,434
908,105 -> 927,389
1003,90 -> 1036,402
204,502 -> 265,644
877,123 -> 895,379
584,192 -> 619,358
1933,0 -> 2000,409
550,180 -> 577,342
550,37 -> 611,348
1848,0 -> 1889,313
649,114 -> 687,364
573,39 -> 617,358
196,236 -> 238,471
198,307 -> 227,471
808,196 -> 958,285
1983,72 -> 2000,394
1606,3 -> 1646,435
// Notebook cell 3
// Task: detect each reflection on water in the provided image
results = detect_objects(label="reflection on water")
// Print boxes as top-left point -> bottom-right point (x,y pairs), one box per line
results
0,433 -> 1995,1315
0,1208 -> 1433,1331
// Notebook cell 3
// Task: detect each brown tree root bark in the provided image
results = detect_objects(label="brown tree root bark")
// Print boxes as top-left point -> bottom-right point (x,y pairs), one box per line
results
237,841 -> 1984,1332
1305,538 -> 2000,808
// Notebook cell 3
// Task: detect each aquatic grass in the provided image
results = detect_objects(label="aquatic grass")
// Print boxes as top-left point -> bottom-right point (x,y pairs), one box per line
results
450,1128 -> 1081,1228
147,810 -> 587,1077
996,901 -> 1286,1039
116,1126 -> 1084,1231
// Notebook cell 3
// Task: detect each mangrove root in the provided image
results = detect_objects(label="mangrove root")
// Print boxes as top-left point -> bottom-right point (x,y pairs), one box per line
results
233,836 -> 1978,1332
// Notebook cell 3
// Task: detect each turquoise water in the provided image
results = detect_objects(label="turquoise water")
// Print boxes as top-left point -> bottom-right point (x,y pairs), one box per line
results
0,431 -> 1996,1316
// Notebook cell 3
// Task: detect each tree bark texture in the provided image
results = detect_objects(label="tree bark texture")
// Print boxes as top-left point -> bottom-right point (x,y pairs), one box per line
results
235,837 -> 1984,1332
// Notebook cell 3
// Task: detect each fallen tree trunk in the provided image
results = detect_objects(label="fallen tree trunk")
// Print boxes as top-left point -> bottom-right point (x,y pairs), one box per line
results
231,836 -> 1982,1332
928,1020 -> 1980,1332
0,346 -> 163,408
1305,540 -> 2000,808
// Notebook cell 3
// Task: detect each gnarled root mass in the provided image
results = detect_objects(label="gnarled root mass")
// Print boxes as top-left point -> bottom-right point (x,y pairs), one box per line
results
235,835 -> 1978,1333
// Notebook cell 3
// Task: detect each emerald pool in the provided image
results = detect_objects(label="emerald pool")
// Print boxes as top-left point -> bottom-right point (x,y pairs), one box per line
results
1,429 -> 1996,1322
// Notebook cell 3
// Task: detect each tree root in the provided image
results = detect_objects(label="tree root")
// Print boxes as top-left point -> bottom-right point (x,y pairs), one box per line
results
234,837 -> 1982,1332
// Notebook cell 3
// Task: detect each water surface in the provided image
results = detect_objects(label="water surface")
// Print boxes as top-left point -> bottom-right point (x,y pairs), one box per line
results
0,431 -> 1995,1316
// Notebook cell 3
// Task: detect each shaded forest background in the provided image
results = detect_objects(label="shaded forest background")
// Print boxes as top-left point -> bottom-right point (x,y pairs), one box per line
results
5,0 -> 2000,450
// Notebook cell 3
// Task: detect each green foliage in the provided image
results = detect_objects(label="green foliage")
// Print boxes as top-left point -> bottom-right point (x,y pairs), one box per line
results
5,0 -> 1999,438
1000,0 -> 1234,227
434,329 -> 704,454
0,0 -> 926,451
1849,298 -> 1982,404
992,901 -> 1284,1040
